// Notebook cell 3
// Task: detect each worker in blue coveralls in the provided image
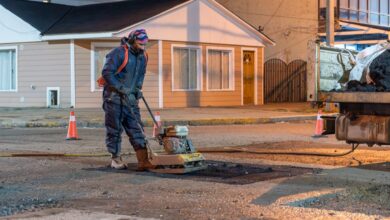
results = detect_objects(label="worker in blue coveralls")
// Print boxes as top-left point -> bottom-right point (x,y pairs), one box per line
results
101,29 -> 154,170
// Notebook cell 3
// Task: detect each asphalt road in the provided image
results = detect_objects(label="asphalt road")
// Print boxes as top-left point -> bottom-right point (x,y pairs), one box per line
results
1,123 -> 390,219
0,121 -> 339,154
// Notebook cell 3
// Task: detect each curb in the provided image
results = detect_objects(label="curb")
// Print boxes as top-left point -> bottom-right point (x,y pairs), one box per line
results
0,115 -> 317,128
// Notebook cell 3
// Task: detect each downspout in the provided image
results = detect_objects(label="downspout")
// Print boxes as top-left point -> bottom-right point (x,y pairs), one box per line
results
158,40 -> 163,108
70,40 -> 76,107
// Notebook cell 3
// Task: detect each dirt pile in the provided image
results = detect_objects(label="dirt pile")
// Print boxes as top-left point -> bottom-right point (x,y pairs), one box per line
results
346,49 -> 390,92
368,49 -> 390,91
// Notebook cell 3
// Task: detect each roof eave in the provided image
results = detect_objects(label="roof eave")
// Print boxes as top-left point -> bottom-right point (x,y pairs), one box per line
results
41,32 -> 114,40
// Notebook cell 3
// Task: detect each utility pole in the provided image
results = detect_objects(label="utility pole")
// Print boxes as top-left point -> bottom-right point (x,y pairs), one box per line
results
326,0 -> 335,47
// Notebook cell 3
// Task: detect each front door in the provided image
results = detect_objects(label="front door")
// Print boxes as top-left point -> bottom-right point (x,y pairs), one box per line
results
243,51 -> 255,105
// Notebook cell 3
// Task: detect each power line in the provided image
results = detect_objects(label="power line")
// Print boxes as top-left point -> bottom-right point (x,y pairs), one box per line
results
266,36 -> 318,58
266,26 -> 319,35
262,0 -> 286,29
234,9 -> 320,22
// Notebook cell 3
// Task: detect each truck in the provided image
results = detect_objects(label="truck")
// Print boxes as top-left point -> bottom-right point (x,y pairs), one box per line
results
308,42 -> 390,147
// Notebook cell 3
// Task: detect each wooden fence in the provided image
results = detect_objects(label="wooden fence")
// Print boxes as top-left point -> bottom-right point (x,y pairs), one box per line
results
264,59 -> 307,103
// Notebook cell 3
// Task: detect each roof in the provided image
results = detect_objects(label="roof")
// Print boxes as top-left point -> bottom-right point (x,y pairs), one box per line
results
44,0 -> 191,35
0,0 -> 274,45
0,0 -> 190,35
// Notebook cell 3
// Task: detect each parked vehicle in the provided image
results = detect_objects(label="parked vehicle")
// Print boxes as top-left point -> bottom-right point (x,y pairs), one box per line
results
311,42 -> 390,147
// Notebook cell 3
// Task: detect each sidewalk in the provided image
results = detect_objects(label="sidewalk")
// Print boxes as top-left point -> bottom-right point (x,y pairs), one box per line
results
0,103 -> 331,128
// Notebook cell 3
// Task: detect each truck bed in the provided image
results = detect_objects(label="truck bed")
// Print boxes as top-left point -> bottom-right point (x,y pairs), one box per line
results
319,92 -> 390,103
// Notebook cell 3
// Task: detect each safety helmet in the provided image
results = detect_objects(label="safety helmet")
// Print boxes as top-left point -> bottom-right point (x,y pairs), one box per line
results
128,29 -> 148,44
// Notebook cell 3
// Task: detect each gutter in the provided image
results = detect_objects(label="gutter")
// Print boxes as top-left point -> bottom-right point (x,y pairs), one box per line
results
42,32 -> 114,40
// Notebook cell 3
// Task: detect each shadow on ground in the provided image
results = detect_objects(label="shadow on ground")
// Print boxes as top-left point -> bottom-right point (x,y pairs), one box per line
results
251,162 -> 390,217
83,160 -> 315,185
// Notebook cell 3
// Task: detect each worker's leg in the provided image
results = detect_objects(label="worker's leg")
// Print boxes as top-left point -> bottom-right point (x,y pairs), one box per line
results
121,103 -> 145,150
103,101 -> 127,169
122,104 -> 154,171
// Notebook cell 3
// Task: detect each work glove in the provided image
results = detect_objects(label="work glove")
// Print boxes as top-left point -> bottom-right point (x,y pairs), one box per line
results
118,86 -> 132,96
134,88 -> 143,100
118,87 -> 137,105
127,93 -> 137,105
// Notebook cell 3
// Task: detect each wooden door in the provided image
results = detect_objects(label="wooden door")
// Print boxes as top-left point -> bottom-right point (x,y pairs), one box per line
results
243,51 -> 255,105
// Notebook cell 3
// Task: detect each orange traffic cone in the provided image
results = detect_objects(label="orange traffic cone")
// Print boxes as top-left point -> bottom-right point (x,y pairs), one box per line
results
66,111 -> 80,140
152,111 -> 161,137
312,110 -> 325,138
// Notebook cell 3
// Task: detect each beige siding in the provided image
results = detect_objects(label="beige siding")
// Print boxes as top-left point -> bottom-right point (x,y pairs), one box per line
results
257,47 -> 265,105
0,39 -> 263,108
74,40 -> 159,108
0,41 -> 71,107
163,41 -> 265,108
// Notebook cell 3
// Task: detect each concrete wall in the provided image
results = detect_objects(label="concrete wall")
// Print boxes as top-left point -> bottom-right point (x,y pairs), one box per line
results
0,41 -> 71,107
218,0 -> 319,64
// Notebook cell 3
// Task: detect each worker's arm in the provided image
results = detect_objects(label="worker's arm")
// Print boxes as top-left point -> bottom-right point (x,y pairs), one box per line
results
134,54 -> 148,99
101,47 -> 127,94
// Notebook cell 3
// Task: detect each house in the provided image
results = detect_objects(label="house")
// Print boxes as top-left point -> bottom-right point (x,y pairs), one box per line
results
0,0 -> 274,108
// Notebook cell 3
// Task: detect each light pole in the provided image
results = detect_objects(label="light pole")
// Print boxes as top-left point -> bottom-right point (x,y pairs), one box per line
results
326,0 -> 335,47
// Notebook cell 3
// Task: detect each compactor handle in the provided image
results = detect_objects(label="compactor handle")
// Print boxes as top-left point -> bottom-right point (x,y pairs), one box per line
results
141,96 -> 160,128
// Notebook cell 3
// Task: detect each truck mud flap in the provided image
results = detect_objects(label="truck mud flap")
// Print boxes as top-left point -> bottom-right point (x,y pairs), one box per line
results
321,115 -> 336,135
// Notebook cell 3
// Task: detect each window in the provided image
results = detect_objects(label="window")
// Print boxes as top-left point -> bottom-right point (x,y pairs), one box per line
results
339,0 -> 390,27
207,48 -> 234,91
172,46 -> 201,91
370,0 -> 380,24
93,47 -> 112,90
47,87 -> 60,108
359,0 -> 368,22
0,47 -> 16,91
380,0 -> 389,26
91,43 -> 116,91
340,0 -> 350,19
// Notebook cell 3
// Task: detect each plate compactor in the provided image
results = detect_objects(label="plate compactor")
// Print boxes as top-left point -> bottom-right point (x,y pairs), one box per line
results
141,97 -> 207,174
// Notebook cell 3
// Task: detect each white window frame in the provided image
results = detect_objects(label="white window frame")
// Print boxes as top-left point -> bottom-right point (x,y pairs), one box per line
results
90,42 -> 117,92
46,87 -> 60,108
0,46 -> 18,92
206,46 -> 235,91
171,44 -> 202,92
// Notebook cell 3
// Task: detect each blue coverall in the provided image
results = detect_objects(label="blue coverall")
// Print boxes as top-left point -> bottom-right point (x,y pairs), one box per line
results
101,38 -> 148,157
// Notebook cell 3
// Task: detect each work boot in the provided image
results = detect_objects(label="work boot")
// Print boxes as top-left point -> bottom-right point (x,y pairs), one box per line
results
135,148 -> 156,171
111,156 -> 128,170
